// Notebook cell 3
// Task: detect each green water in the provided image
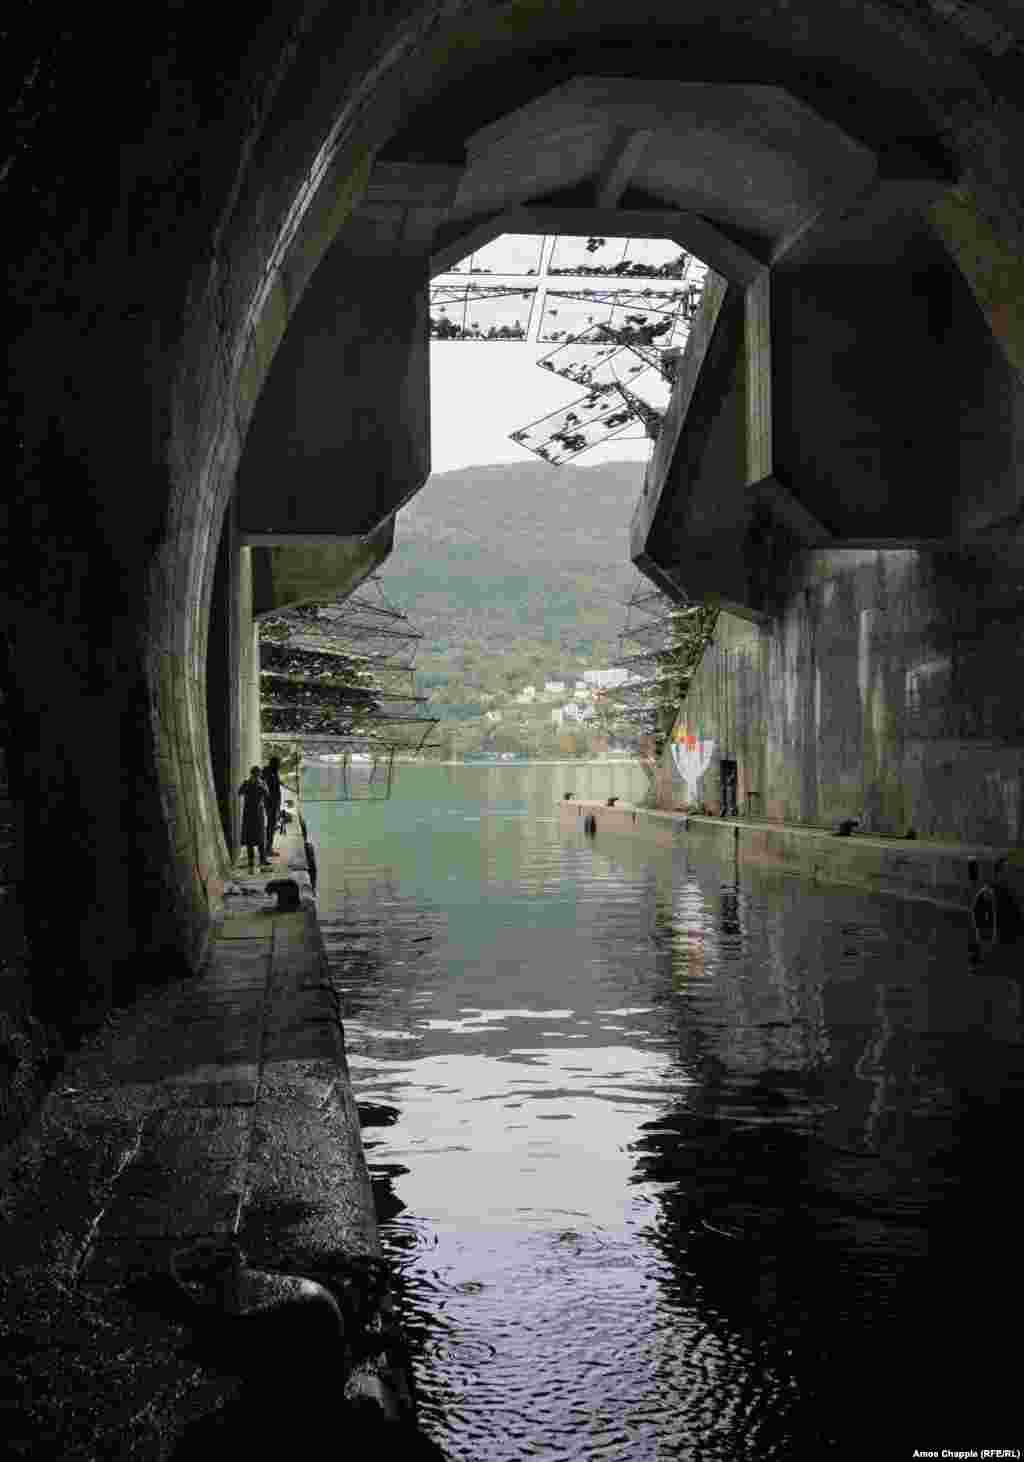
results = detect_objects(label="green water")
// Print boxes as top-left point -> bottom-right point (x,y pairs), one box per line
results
300,760 -> 1024,1460
301,760 -> 649,904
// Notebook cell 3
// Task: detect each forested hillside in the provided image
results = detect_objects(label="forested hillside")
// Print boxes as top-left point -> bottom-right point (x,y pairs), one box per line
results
357,458 -> 654,756
378,459 -> 645,662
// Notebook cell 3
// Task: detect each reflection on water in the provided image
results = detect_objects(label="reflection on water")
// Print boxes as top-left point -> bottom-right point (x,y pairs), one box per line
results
304,764 -> 1024,1458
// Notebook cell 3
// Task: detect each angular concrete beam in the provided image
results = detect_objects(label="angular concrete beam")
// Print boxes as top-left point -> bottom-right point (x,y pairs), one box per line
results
665,216 -> 767,287
827,537 -> 956,550
364,162 -> 463,207
361,162 -> 464,249
770,166 -> 955,275
238,222 -> 430,541
430,210 -> 510,276
630,270 -> 730,560
745,270 -> 772,486
752,475 -> 833,545
250,520 -> 394,619
594,129 -> 653,209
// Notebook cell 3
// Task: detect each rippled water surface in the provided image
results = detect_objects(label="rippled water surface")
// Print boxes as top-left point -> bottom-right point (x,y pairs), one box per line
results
303,764 -> 1024,1458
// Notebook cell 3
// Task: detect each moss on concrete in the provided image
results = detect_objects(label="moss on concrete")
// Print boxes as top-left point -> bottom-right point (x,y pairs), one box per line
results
930,186 -> 1024,376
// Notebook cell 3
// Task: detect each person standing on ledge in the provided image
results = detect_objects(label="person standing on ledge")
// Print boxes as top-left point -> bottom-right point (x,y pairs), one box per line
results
239,767 -> 270,875
262,755 -> 283,861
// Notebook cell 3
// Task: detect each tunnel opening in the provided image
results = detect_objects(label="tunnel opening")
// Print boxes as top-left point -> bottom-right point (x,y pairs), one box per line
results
1,11 -> 1022,1459
349,225 -> 710,774
4,0 -> 1023,1143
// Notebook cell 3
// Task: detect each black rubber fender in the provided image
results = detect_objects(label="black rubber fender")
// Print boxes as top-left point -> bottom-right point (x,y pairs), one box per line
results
971,882 -> 1022,947
266,878 -> 301,912
583,814 -> 597,836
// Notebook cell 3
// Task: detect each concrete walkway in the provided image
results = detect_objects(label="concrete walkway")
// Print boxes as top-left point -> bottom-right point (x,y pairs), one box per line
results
562,798 -> 1024,914
0,819 -> 439,1458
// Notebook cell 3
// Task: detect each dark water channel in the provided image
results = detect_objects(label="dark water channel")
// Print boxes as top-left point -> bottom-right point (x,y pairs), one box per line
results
303,764 -> 1024,1459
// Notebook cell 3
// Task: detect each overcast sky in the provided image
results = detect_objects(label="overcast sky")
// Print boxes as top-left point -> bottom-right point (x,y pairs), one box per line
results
429,341 -> 651,473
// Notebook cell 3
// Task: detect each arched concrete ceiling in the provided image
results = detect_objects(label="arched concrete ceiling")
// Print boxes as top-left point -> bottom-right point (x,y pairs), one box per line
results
236,0 -> 1024,587
378,77 -> 885,281
8,0 -> 1024,1005
452,80 -> 878,246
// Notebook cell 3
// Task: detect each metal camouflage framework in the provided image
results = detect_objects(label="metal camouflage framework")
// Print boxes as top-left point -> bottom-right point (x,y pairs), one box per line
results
429,234 -> 707,462
591,575 -> 719,754
259,577 -> 441,776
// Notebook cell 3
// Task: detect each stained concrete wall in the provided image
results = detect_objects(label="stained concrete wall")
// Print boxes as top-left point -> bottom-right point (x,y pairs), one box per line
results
250,523 -> 394,619
6,0 -> 1024,1135
661,551 -> 1024,846
635,283 -> 751,608
239,548 -> 263,812
772,214 -> 1022,546
238,228 -> 431,540
637,209 -> 1024,624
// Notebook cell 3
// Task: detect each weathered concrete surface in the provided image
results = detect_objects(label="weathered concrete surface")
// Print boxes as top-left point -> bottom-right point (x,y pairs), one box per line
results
634,207 -> 1024,617
7,0 -> 1024,1156
249,519 -> 395,619
0,823 -> 434,1457
560,798 -> 1024,915
238,224 -> 432,542
658,551 -> 1024,846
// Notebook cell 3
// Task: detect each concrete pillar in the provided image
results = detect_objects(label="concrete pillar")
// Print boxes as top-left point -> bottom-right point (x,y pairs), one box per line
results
236,545 -> 262,848
237,221 -> 431,540
247,622 -> 262,783
207,499 -> 235,853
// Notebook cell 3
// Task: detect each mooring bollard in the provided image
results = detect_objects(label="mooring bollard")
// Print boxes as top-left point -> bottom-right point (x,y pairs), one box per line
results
266,878 -> 301,912
971,858 -> 1023,948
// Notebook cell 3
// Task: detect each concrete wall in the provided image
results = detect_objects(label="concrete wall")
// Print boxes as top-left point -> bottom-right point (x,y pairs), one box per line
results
661,551 -> 1024,846
238,228 -> 431,539
238,548 -> 262,806
6,0 -> 1024,1133
772,215 -> 1022,546
250,523 -> 394,618
643,206 -> 1024,848
635,284 -> 752,608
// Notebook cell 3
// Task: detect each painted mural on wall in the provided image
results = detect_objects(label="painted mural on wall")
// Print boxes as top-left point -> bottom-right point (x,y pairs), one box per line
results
670,721 -> 715,803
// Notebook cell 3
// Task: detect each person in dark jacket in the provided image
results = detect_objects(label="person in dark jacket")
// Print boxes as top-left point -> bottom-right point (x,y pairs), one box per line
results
262,755 -> 283,860
239,767 -> 270,874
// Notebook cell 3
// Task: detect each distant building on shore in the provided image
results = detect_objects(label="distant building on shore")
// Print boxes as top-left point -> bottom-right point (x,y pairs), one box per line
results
583,668 -> 629,690
563,702 -> 594,723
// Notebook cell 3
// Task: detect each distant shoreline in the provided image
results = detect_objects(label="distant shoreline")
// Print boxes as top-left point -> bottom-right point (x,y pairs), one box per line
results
300,758 -> 644,769
427,759 -> 641,768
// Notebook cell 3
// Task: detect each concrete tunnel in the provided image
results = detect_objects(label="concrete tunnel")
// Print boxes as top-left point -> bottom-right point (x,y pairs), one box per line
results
5,0 -> 1024,1126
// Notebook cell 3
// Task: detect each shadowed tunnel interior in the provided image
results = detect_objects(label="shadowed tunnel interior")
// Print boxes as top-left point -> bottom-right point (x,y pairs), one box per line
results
4,0 -> 1024,1201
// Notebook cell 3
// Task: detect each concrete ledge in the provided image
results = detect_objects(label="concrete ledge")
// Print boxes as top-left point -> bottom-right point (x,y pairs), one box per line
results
560,800 -> 1023,913
0,818 -> 425,1453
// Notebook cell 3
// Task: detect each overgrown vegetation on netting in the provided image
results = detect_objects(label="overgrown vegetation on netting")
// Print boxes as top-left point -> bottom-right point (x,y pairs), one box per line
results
589,578 -> 719,797
258,581 -> 440,765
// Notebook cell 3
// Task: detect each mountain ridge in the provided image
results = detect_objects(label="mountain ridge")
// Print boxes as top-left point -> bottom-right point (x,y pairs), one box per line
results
377,459 -> 648,661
